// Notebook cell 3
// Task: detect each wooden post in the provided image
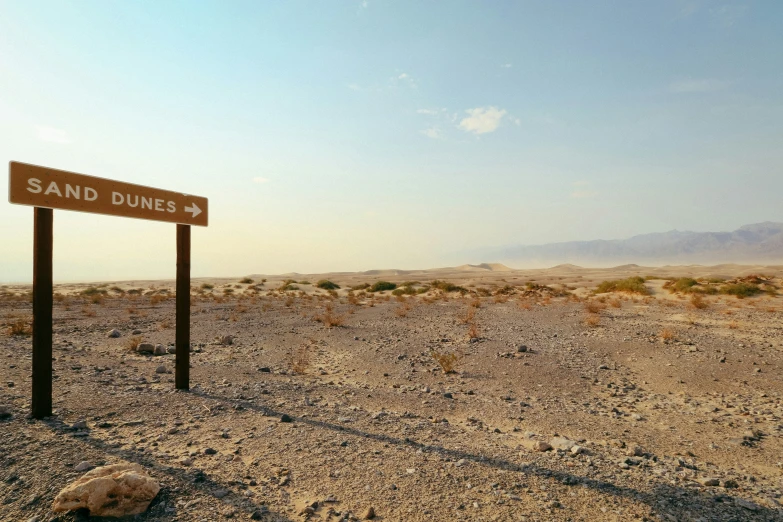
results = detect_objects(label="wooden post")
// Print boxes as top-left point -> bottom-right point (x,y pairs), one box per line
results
32,207 -> 53,419
175,224 -> 191,390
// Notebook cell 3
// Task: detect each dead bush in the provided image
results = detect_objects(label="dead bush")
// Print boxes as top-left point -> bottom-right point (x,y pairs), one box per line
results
126,337 -> 141,352
690,294 -> 708,309
584,300 -> 605,314
314,304 -> 346,328
459,307 -> 476,324
584,314 -> 600,327
431,351 -> 462,374
7,317 -> 31,336
290,341 -> 313,374
659,328 -> 675,341
467,322 -> 480,340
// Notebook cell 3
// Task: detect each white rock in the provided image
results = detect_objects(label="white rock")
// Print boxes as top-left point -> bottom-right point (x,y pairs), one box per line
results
107,329 -> 121,338
53,463 -> 160,517
74,461 -> 94,472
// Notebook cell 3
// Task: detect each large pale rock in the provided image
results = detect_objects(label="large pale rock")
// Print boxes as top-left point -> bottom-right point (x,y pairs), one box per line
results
52,463 -> 160,517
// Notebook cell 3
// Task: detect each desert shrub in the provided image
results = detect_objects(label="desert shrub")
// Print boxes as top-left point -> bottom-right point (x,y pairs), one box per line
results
467,322 -> 480,340
289,342 -> 312,374
110,286 -> 125,294
127,288 -> 142,295
314,304 -> 346,327
223,288 -> 235,295
584,300 -> 605,314
279,280 -> 299,291
239,277 -> 254,284
370,281 -> 396,292
596,277 -> 649,295
200,283 -> 214,290
459,307 -> 476,324
125,336 -> 141,352
150,294 -> 167,305
430,280 -> 468,293
659,328 -> 675,341
728,320 -> 739,330
80,286 -> 107,296
350,283 -> 370,291
690,294 -> 708,309
720,283 -> 761,298
90,294 -> 104,305
494,285 -> 516,296
81,305 -> 96,317
316,280 -> 340,290
431,351 -> 462,374
609,298 -> 622,308
584,314 -> 600,327
7,318 -> 31,336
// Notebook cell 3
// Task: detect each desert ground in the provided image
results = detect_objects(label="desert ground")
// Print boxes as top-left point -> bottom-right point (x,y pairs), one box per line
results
1,263 -> 783,522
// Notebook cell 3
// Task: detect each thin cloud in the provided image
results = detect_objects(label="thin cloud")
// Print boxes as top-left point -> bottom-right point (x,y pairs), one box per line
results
458,106 -> 507,135
420,128 -> 441,139
417,109 -> 439,115
252,176 -> 270,184
669,78 -> 726,93
501,63 -> 512,69
36,125 -> 71,144
393,72 -> 417,88
346,83 -> 361,91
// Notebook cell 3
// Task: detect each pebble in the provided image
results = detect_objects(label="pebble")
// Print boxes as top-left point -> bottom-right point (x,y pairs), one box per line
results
107,329 -> 121,338
220,335 -> 234,345
517,344 -> 528,353
74,461 -> 94,472
132,329 -> 142,335
155,365 -> 167,374
154,344 -> 167,356
71,420 -> 88,430
364,506 -> 376,519
137,343 -> 155,354
204,448 -> 217,455
280,414 -> 293,423
697,477 -> 720,487
0,405 -> 12,419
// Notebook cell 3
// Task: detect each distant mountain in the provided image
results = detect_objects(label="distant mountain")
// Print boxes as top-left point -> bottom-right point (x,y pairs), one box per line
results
478,222 -> 783,267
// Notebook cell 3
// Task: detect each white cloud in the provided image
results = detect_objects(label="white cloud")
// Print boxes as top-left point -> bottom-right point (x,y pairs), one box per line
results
36,125 -> 71,144
346,83 -> 361,91
420,128 -> 441,139
512,117 -> 521,126
417,108 -> 439,115
252,176 -> 270,184
393,72 -> 417,88
458,106 -> 507,135
669,78 -> 726,93
360,0 -> 368,8
398,73 -> 409,80
501,63 -> 512,68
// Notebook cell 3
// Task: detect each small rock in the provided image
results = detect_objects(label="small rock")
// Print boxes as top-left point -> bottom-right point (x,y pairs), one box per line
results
213,489 -> 229,499
258,367 -> 271,373
220,335 -> 234,346
364,506 -> 376,519
570,445 -> 584,455
697,477 -> 720,487
280,414 -> 293,423
0,405 -> 11,419
155,365 -> 167,374
137,343 -> 155,354
72,420 -> 88,430
132,329 -> 142,335
204,448 -> 217,455
167,346 -> 177,354
107,329 -> 121,338
74,461 -> 94,472
517,344 -> 528,353
180,457 -> 194,466
550,436 -> 576,451
443,392 -> 453,399
154,344 -> 167,356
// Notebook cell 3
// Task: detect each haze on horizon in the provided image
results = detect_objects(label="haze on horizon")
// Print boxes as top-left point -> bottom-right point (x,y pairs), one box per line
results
1,1 -> 782,283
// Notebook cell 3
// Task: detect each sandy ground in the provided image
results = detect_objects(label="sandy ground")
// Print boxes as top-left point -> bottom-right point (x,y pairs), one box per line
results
1,263 -> 783,522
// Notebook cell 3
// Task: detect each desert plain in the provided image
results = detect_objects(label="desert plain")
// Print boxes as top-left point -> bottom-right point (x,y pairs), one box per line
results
1,262 -> 783,522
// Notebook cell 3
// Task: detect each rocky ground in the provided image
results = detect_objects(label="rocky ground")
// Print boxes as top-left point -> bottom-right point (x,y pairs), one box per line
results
1,272 -> 782,521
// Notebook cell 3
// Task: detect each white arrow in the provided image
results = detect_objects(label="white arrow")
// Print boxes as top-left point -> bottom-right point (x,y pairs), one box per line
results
184,202 -> 201,218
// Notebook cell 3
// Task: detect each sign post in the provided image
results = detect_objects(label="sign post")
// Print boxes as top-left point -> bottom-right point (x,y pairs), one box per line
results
9,161 -> 208,418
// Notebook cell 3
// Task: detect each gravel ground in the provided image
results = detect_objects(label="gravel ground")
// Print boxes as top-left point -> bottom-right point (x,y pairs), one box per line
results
1,279 -> 782,521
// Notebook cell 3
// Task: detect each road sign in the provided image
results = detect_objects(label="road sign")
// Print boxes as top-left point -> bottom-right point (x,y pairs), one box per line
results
8,160 -> 205,418
9,161 -> 208,226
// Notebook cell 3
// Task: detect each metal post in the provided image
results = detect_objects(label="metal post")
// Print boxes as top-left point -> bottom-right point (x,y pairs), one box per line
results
175,224 -> 191,390
32,207 -> 53,418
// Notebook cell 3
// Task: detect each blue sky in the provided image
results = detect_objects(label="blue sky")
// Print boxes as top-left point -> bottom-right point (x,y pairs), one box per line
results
1,1 -> 782,282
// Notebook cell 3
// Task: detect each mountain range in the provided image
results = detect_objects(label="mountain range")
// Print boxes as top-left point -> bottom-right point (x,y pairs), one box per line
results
475,222 -> 783,267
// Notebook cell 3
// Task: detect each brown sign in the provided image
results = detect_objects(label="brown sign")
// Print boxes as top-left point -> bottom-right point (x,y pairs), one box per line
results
8,161 -> 208,226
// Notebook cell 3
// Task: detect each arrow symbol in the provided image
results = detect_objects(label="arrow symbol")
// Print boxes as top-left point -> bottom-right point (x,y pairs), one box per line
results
184,202 -> 201,218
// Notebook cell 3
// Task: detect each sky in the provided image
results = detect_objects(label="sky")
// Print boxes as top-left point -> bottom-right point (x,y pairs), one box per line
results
1,0 -> 782,282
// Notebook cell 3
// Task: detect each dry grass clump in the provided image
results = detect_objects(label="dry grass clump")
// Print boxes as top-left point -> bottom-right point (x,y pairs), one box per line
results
431,350 -> 462,374
239,277 -> 254,284
395,300 -> 413,317
728,321 -> 739,330
317,280 -> 340,290
469,298 -> 481,309
459,307 -> 476,324
7,317 -> 32,336
584,314 -> 600,327
314,304 -> 346,328
690,294 -> 708,309
150,294 -> 168,305
125,337 -> 142,352
518,300 -> 532,311
584,300 -> 605,314
609,298 -> 621,308
158,320 -> 172,330
659,328 -> 675,341
289,341 -> 313,374
467,322 -> 480,340
81,305 -> 97,317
